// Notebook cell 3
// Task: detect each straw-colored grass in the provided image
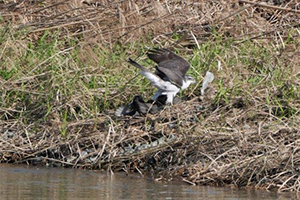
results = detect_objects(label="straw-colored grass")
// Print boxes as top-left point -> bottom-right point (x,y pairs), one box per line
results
0,0 -> 299,192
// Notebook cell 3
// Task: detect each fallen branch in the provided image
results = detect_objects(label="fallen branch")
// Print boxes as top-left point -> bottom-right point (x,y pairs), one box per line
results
239,0 -> 300,13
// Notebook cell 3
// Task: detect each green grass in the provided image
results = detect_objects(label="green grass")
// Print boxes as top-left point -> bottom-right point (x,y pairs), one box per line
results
0,27 -> 299,134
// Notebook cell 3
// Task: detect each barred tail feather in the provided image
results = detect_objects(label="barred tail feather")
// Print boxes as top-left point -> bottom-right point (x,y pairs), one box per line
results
127,58 -> 150,72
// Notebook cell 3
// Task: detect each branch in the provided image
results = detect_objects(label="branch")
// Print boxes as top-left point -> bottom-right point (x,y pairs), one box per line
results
239,0 -> 300,13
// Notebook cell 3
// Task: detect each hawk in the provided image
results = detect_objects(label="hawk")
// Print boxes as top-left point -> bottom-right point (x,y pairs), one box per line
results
128,48 -> 195,104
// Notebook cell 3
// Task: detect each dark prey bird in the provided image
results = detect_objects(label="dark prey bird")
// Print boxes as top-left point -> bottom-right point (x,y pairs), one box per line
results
128,48 -> 195,104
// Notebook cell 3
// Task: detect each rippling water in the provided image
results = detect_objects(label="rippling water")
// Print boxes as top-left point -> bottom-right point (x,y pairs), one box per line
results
0,164 -> 294,199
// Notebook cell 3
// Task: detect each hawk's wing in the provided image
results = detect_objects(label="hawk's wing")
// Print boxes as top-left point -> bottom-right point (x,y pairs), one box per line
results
147,48 -> 191,87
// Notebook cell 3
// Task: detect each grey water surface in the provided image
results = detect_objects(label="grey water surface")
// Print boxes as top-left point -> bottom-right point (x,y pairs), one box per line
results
0,164 -> 295,200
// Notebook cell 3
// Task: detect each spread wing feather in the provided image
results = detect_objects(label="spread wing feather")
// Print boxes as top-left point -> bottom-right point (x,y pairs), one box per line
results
147,48 -> 190,87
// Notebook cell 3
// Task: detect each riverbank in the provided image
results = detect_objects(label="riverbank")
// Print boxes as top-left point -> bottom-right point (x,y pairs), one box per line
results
1,0 -> 299,193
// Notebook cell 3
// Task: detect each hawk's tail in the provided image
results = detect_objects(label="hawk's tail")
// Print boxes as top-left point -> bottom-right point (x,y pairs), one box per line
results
128,58 -> 151,72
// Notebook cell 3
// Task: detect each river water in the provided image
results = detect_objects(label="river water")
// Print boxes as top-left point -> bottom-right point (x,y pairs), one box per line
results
0,164 -> 295,199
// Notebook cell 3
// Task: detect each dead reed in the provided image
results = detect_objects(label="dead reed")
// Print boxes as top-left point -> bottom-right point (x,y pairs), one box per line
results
0,0 -> 299,192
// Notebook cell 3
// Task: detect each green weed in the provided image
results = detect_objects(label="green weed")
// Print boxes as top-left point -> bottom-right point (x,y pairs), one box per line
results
1,25 -> 299,135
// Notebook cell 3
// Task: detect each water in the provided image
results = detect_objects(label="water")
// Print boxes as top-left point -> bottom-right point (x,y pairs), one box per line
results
0,164 -> 295,199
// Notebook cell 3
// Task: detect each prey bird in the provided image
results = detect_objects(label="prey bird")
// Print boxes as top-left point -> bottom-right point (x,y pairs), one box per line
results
128,48 -> 195,104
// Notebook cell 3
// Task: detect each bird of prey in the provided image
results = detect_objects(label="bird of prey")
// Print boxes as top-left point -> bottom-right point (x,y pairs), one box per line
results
128,48 -> 195,104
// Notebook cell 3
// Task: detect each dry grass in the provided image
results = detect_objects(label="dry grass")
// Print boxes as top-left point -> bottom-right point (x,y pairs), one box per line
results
0,0 -> 300,193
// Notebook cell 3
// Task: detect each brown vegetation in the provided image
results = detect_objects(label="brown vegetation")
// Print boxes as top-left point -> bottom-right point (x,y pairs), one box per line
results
1,0 -> 300,193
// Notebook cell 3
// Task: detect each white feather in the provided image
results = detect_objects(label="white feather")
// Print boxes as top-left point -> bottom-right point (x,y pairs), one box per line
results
201,71 -> 214,95
141,71 -> 179,92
